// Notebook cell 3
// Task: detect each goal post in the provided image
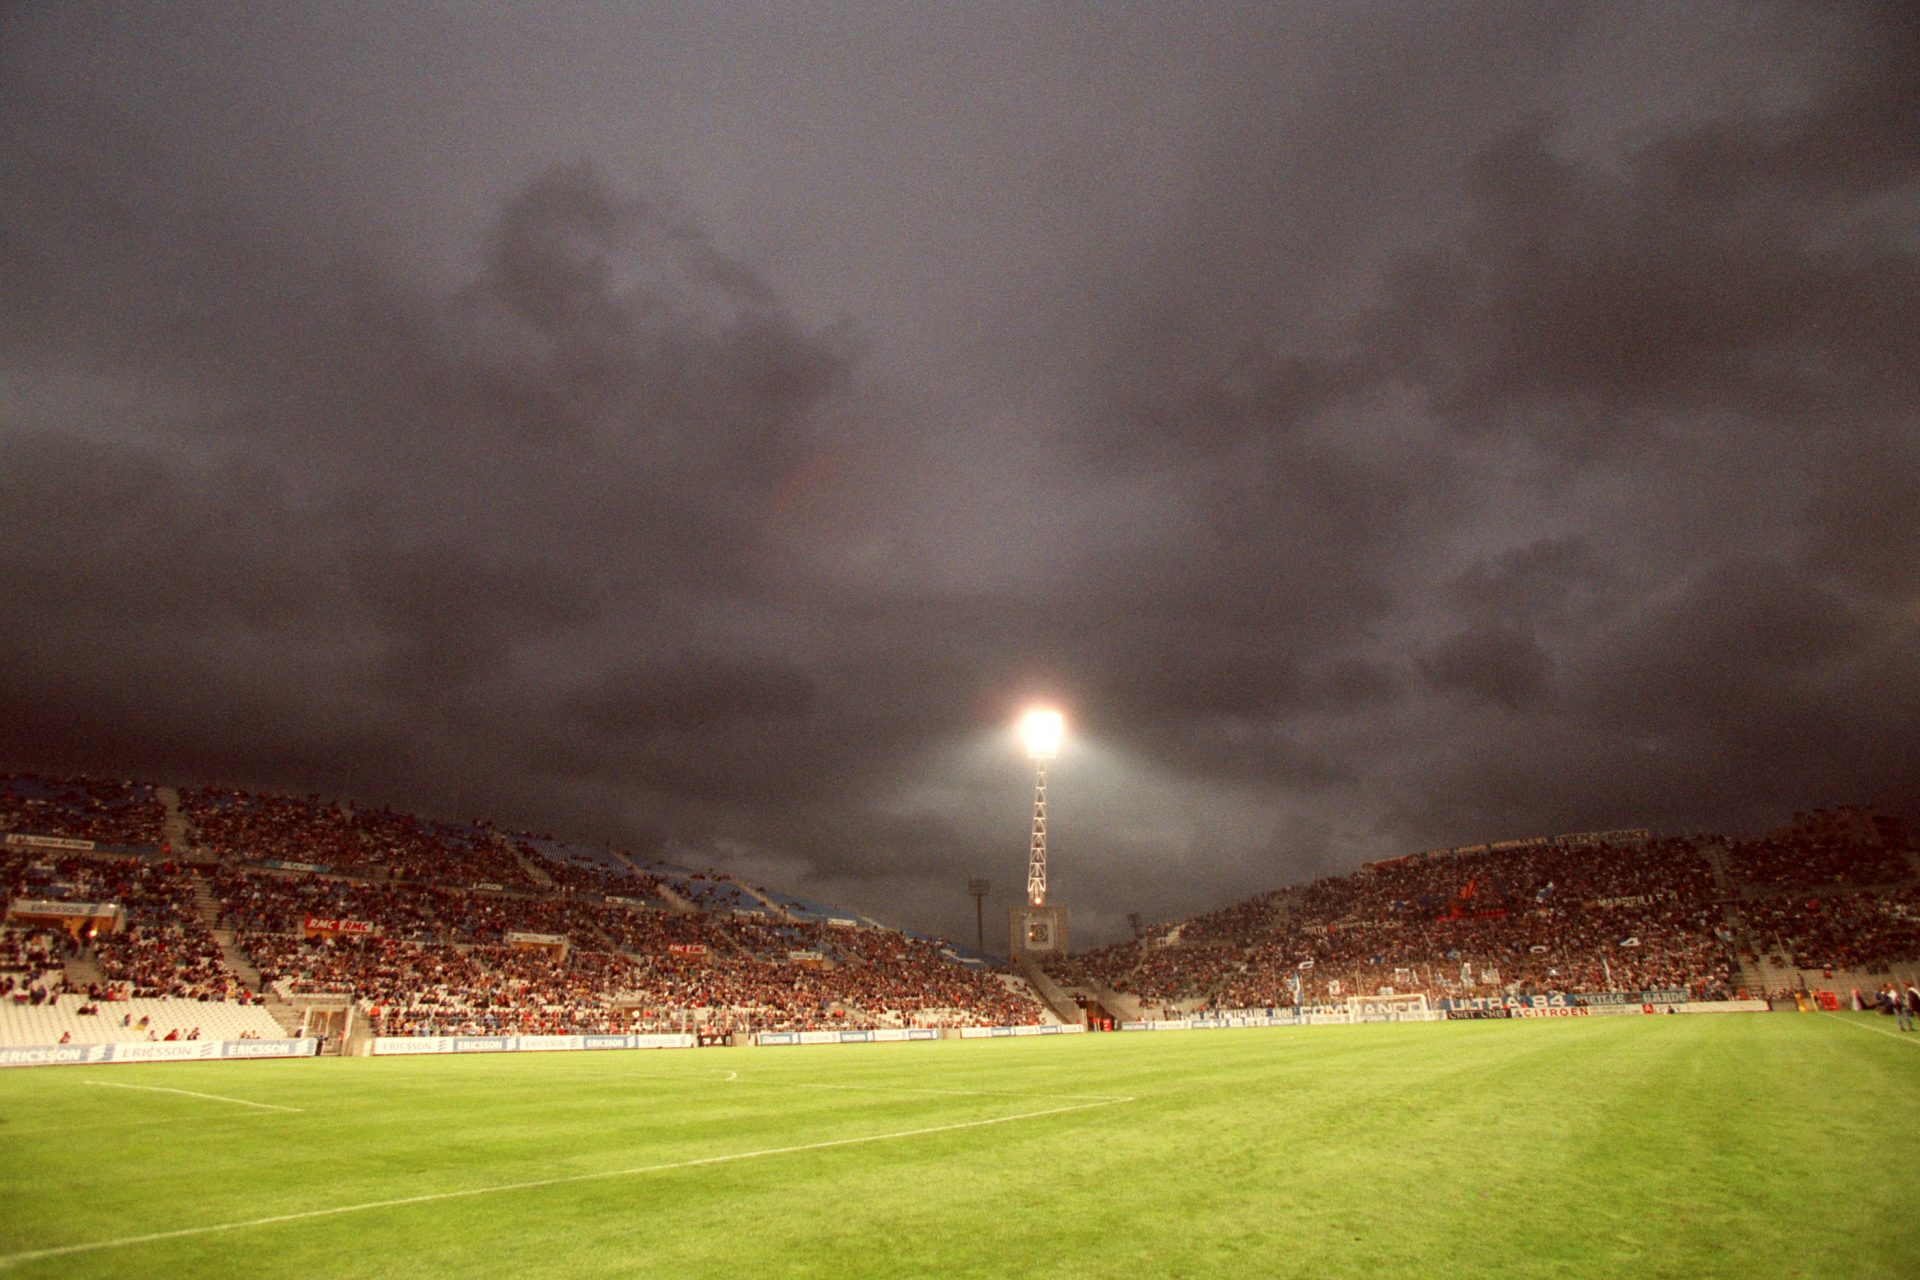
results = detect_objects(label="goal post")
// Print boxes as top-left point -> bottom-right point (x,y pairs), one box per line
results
1347,992 -> 1434,1023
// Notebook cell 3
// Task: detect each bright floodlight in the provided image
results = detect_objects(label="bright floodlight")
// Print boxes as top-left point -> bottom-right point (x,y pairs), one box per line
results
1020,708 -> 1064,760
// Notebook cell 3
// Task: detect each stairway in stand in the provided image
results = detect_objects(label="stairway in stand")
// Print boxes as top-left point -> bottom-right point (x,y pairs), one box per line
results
1735,954 -> 1778,1001
64,949 -> 107,992
1011,953 -> 1080,1025
155,786 -> 194,857
732,881 -> 794,921
1698,840 -> 1738,898
650,878 -> 699,915
500,835 -> 555,888
187,869 -> 304,1037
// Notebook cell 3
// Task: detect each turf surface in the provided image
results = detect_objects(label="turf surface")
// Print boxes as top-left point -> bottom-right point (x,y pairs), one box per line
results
2,1012 -> 1915,1278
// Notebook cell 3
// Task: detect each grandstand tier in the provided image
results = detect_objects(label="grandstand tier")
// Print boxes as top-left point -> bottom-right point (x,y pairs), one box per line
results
7,774 -> 1916,1054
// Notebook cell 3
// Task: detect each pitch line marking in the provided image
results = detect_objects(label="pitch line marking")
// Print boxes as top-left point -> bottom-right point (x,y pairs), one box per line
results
0,1093 -> 1133,1269
1818,1010 -> 1920,1047
608,1069 -> 1125,1104
81,1080 -> 303,1112
747,1079 -> 1133,1104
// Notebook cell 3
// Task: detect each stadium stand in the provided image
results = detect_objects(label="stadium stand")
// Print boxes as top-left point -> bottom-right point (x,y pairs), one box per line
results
1045,817 -> 1919,1013
4,774 -> 1048,1043
0,994 -> 286,1046
2,773 -> 165,849
6,771 -> 1915,1050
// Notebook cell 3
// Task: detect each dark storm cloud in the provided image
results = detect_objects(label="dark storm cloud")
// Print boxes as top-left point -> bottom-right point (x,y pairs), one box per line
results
1444,538 -> 1608,620
1418,623 -> 1554,713
1366,5 -> 1919,467
0,72 -> 856,807
1029,2 -> 1918,870
2,2 -> 1915,945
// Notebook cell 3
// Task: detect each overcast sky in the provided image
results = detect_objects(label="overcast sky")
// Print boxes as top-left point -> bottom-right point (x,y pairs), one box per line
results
2,2 -> 1915,948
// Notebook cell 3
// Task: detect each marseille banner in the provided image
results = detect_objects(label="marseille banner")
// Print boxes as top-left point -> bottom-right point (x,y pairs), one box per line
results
1438,990 -> 1689,1011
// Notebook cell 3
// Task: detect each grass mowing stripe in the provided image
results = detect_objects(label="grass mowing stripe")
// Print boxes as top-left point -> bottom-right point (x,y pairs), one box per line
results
0,1090 -> 1133,1269
1,1111 -> 299,1139
5,1020 -> 1915,1278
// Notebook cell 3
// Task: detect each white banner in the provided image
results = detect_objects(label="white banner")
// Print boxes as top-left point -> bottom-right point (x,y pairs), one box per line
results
368,1033 -> 693,1056
3,832 -> 96,852
755,1027 -> 944,1047
9,898 -> 121,919
1677,1000 -> 1769,1014
0,1038 -> 317,1068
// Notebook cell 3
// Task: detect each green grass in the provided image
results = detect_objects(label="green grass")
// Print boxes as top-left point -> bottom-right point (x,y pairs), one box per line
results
2,1013 -> 1916,1278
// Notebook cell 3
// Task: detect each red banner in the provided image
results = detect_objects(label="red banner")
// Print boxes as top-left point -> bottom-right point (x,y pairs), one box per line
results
303,916 -> 375,936
667,943 -> 708,958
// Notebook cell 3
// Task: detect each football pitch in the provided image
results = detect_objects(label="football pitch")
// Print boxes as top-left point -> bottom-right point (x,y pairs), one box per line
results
2,1013 -> 1915,1279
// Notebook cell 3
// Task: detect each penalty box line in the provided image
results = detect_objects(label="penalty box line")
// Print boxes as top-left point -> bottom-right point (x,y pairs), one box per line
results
0,1093 -> 1134,1270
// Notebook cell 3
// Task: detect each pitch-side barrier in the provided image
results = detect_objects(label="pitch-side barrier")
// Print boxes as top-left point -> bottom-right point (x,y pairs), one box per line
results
755,1024 -> 1086,1046
1121,998 -> 1768,1032
368,1033 -> 695,1055
755,1028 -> 939,1046
0,1038 -> 318,1067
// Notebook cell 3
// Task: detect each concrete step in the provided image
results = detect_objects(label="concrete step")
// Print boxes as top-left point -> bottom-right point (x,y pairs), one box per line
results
1699,840 -> 1736,897
260,993 -> 306,1038
1011,955 -> 1079,1025
501,835 -> 555,888
653,881 -> 698,916
211,928 -> 267,992
64,952 -> 108,990
734,881 -> 793,921
1085,979 -> 1148,1021
155,785 -> 194,856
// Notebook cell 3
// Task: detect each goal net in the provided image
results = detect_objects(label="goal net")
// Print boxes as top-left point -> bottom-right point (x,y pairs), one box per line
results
1346,992 -> 1434,1023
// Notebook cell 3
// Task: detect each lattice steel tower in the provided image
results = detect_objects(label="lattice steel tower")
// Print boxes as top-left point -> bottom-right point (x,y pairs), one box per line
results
1011,707 -> 1069,960
1027,758 -> 1050,906
1019,708 -> 1062,907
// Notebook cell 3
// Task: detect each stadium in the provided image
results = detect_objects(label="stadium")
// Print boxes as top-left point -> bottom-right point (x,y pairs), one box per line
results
3,771 -> 1918,1277
6,3 -> 1920,1277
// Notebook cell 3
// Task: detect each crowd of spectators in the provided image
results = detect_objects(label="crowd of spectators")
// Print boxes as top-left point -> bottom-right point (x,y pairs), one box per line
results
181,789 -> 538,888
1723,833 -> 1911,890
189,847 -> 1044,1034
510,840 -> 667,901
1,774 -> 165,848
1049,836 -> 1741,1007
235,909 -> 1043,1036
2,849 -> 244,1000
11,770 -> 1914,1035
1,925 -> 68,1005
242,934 -> 638,1035
1737,889 -> 1920,974
182,788 -> 364,867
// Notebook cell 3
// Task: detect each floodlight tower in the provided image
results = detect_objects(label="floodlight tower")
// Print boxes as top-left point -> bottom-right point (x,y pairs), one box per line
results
1021,708 -> 1060,906
1010,707 -> 1070,960
966,878 -> 990,951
